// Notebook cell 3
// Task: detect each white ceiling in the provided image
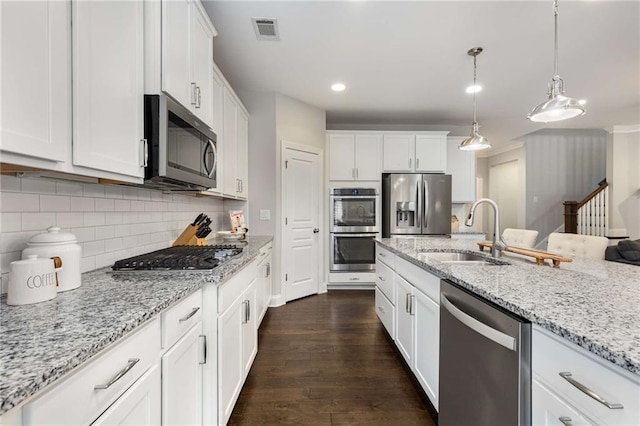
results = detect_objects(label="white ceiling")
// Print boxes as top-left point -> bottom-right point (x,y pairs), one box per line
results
202,1 -> 640,153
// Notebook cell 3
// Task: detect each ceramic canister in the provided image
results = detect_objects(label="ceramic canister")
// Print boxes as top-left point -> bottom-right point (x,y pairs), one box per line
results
7,255 -> 61,306
23,227 -> 82,292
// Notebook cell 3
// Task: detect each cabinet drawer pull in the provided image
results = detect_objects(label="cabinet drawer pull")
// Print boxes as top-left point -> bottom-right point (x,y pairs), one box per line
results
141,139 -> 148,167
349,277 -> 360,281
190,82 -> 197,105
559,372 -> 624,409
416,158 -> 420,169
378,252 -> 386,257
377,306 -> 385,314
179,307 -> 200,322
199,335 -> 207,365
94,358 -> 140,390
558,417 -> 572,426
378,276 -> 385,281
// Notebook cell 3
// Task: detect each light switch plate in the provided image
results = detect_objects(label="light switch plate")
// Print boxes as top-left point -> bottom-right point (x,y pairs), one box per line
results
260,209 -> 271,220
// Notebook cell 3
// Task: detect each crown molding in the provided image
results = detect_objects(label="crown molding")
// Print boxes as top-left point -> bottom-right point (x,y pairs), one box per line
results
606,124 -> 640,134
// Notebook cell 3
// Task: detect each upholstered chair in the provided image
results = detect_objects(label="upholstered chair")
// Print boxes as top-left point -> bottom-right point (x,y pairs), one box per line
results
501,228 -> 539,249
547,233 -> 609,260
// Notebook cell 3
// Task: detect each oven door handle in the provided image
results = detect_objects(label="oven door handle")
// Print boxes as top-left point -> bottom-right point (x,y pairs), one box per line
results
332,233 -> 378,238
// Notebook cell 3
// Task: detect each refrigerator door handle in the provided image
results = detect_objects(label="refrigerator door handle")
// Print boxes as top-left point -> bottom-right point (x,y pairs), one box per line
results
416,178 -> 421,233
424,178 -> 429,230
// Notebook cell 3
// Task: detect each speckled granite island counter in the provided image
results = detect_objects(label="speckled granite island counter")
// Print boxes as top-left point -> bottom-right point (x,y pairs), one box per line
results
376,237 -> 640,377
0,236 -> 272,415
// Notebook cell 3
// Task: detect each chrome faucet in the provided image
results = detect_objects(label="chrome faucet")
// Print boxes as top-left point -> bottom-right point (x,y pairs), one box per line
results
465,198 -> 506,258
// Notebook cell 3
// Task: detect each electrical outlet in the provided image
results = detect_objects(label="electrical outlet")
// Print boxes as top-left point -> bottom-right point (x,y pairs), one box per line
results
260,209 -> 271,220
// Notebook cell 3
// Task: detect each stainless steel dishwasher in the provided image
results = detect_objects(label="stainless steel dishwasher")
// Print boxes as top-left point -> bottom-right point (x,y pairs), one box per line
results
439,280 -> 531,426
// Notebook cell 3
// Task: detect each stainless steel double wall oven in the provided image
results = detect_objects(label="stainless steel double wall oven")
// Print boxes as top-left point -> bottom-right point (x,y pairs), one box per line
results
329,188 -> 379,272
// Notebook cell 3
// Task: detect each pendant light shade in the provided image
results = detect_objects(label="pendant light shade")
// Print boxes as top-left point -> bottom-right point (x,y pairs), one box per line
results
459,47 -> 491,151
528,0 -> 585,123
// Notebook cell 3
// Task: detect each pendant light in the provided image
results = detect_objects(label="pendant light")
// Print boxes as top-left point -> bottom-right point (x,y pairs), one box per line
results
528,0 -> 585,122
459,47 -> 491,151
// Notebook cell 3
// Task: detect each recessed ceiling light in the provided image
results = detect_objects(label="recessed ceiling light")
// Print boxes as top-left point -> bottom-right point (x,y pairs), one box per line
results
466,85 -> 482,94
331,83 -> 346,92
578,99 -> 587,105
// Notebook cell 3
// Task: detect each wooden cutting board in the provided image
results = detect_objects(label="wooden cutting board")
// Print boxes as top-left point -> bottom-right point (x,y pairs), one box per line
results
477,241 -> 573,267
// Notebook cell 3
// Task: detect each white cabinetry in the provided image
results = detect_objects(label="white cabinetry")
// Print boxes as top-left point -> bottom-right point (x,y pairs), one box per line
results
72,0 -> 144,178
221,84 -> 249,199
382,132 -> 448,173
217,260 -> 260,425
376,245 -> 441,411
0,0 -> 70,163
447,137 -> 477,203
236,109 -> 249,198
92,365 -> 161,426
532,326 -> 640,426
328,133 -> 381,181
161,0 -> 215,128
256,243 -> 273,326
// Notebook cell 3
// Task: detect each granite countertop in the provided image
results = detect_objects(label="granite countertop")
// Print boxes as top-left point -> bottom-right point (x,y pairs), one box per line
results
376,237 -> 640,377
0,235 -> 273,415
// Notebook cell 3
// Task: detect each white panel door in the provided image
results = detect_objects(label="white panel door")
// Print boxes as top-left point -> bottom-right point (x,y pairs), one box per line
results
190,3 -> 214,128
161,323 -> 202,426
354,134 -> 381,180
218,297 -> 243,425
284,148 -> 320,302
395,274 -> 414,366
415,135 -> 447,172
72,0 -> 143,177
92,365 -> 161,426
161,0 -> 192,109
329,134 -> 355,181
0,0 -> 70,163
447,137 -> 476,203
413,289 -> 440,410
236,109 -> 249,198
383,134 -> 414,172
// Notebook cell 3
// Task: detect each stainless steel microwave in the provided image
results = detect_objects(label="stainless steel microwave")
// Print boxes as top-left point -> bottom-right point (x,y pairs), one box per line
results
144,94 -> 217,191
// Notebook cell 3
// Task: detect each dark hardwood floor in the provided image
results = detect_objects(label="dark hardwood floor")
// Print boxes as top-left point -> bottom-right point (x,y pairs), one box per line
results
228,290 -> 436,425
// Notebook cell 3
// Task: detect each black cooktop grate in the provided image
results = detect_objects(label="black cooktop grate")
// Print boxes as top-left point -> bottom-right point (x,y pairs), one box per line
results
112,245 -> 243,271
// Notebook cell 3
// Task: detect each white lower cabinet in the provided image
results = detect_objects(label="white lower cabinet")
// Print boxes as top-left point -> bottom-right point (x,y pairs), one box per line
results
255,244 -> 273,326
92,364 -> 161,426
532,379 -> 596,426
161,323 -> 203,426
413,288 -> 440,410
532,326 -> 640,426
395,274 -> 415,366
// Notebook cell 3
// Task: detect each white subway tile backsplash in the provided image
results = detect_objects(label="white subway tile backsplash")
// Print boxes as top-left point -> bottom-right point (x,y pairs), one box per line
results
40,195 -> 71,212
1,193 -> 39,212
21,213 -> 56,232
56,213 -> 83,228
84,213 -> 106,227
70,197 -> 94,212
95,225 -> 115,240
21,178 -> 56,194
0,176 -> 21,192
56,181 -> 83,196
1,175 -> 228,291
114,199 -> 131,212
105,185 -> 123,199
83,183 -> 105,198
95,198 -> 115,212
83,240 -> 105,257
1,213 -> 22,233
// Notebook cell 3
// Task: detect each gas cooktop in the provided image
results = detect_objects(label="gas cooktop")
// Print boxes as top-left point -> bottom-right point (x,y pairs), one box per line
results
111,245 -> 243,271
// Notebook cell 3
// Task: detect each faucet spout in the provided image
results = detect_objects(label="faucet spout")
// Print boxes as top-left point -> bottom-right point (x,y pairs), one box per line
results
465,198 -> 506,258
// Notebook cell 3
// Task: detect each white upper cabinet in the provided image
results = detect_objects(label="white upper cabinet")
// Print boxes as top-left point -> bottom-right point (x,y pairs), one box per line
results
415,135 -> 446,172
383,134 -> 415,172
447,137 -> 477,203
382,132 -> 448,173
236,108 -> 249,198
72,0 -> 144,178
222,87 -> 238,197
0,0 -> 70,163
328,133 -> 381,181
162,0 -> 215,128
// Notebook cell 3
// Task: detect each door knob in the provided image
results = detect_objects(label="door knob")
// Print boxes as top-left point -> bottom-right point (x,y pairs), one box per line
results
313,228 -> 319,233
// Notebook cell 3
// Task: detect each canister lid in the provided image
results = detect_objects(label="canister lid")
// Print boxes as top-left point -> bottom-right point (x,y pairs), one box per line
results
28,227 -> 78,245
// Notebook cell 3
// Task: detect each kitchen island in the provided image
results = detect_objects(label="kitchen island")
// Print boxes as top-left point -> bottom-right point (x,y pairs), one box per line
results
0,236 -> 272,417
376,236 -> 640,376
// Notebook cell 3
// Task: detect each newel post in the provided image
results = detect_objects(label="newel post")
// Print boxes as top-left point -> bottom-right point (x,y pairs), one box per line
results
563,201 -> 578,234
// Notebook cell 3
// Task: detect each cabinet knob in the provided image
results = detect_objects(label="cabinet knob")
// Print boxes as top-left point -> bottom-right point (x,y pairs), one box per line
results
313,228 -> 319,233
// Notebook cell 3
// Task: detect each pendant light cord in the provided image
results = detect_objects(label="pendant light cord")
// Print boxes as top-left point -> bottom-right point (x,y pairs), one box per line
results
473,53 -> 478,124
554,0 -> 559,77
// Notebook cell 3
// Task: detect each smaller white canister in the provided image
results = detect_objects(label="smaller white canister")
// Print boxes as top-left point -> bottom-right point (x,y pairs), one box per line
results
23,227 -> 82,292
8,255 -> 61,305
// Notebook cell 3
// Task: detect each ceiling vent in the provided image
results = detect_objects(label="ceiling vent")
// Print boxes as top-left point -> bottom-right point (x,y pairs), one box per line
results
252,17 -> 279,41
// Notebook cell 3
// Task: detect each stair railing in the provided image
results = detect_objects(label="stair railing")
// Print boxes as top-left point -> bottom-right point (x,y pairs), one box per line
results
563,180 -> 609,236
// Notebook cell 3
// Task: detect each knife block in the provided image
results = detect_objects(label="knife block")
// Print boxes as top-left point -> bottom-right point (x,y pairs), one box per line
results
173,225 -> 198,246
186,236 -> 207,246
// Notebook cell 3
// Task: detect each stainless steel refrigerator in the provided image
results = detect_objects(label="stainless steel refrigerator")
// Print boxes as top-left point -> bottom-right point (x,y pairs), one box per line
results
382,173 -> 452,237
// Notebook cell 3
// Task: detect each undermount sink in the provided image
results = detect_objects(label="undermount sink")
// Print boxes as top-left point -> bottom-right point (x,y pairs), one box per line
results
419,251 -> 507,265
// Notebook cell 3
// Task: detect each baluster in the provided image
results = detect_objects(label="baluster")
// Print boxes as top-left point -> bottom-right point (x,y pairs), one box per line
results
604,187 -> 609,237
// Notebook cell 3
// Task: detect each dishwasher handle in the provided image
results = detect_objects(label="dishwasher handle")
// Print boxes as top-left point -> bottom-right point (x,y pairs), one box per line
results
441,294 -> 516,351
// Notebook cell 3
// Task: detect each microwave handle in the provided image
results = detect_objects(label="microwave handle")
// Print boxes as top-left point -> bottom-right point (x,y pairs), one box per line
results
203,139 -> 217,178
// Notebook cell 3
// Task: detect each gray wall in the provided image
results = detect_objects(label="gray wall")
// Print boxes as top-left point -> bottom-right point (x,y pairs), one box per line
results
524,129 -> 607,240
